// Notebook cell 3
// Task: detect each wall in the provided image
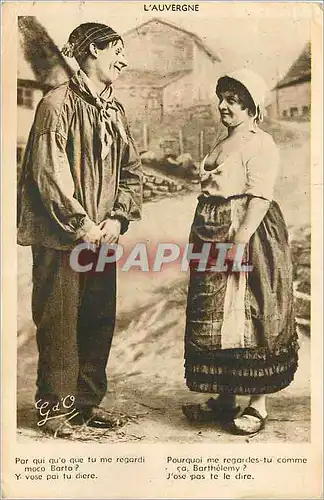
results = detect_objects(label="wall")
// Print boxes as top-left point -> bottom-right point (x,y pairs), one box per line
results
191,44 -> 220,103
277,81 -> 311,118
162,44 -> 220,114
117,22 -> 221,125
115,85 -> 164,126
124,22 -> 194,74
17,87 -> 43,146
162,72 -> 194,113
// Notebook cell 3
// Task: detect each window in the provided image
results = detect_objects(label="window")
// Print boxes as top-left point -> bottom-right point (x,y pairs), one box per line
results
17,146 -> 24,165
282,110 -> 287,117
147,98 -> 159,109
17,86 -> 34,109
290,107 -> 298,118
129,87 -> 136,98
302,105 -> 310,116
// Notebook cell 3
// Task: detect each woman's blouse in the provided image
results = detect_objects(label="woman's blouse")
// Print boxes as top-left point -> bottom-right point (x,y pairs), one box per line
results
200,129 -> 279,202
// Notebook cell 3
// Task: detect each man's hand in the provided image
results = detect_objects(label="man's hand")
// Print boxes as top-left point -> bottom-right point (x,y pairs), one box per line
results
99,219 -> 121,244
82,225 -> 104,247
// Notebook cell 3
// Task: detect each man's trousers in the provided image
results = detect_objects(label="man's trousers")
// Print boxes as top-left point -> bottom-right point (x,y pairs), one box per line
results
31,245 -> 116,409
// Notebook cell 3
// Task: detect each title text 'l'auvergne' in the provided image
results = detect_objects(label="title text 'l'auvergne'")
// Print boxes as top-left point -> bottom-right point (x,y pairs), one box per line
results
144,4 -> 200,12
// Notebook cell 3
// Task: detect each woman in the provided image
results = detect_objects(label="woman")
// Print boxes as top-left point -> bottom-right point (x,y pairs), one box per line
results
182,69 -> 298,435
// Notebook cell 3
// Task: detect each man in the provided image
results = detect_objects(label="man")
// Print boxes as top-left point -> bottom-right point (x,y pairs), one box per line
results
17,23 -> 143,434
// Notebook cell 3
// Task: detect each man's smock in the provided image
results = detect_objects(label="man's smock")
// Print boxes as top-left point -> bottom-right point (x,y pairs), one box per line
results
17,71 -> 143,250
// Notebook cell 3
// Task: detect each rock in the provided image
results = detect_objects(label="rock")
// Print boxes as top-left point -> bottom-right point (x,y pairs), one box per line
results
164,156 -> 180,166
297,248 -> 311,267
143,188 -> 152,200
169,184 -> 180,193
295,296 -> 310,320
296,267 -> 311,295
156,185 -> 169,192
291,238 -> 310,282
140,151 -> 157,163
191,162 -> 200,176
153,177 -> 164,185
144,182 -> 155,190
152,188 -> 163,196
176,153 -> 193,167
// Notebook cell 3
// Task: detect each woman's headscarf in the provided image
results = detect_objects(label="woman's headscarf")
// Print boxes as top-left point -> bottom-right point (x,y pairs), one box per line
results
218,68 -> 269,123
61,22 -> 122,61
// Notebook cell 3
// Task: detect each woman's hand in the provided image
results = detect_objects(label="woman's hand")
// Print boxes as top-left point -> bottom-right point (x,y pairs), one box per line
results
225,225 -> 248,269
233,232 -> 249,246
233,198 -> 270,244
99,219 -> 121,244
225,238 -> 250,271
225,244 -> 242,264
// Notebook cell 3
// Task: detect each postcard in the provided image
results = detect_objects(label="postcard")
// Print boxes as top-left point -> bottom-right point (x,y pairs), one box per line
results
1,1 -> 323,498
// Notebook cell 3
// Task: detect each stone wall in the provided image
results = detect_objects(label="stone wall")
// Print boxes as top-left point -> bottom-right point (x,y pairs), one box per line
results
142,168 -> 185,202
123,22 -> 194,74
291,227 -> 311,335
115,84 -> 163,124
277,81 -> 311,119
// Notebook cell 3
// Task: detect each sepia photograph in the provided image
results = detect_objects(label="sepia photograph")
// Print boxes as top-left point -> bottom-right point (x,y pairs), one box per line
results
2,1 -> 323,498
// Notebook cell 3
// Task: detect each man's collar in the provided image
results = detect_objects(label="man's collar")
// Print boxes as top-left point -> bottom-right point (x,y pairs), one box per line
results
79,69 -> 113,102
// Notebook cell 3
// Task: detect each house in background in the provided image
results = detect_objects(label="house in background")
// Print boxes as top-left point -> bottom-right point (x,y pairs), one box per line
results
17,16 -> 72,167
267,42 -> 311,120
17,17 -> 222,162
114,18 -> 222,126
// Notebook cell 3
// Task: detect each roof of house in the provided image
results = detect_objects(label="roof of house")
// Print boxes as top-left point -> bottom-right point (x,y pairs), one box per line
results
123,18 -> 221,63
115,68 -> 191,88
18,31 -> 36,82
275,42 -> 311,89
18,16 -> 73,87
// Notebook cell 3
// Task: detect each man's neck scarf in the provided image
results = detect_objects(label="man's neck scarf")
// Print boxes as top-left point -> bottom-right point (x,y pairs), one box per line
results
72,69 -> 128,161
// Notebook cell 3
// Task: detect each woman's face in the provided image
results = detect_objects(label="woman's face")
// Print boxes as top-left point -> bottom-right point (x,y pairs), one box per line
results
218,91 -> 251,128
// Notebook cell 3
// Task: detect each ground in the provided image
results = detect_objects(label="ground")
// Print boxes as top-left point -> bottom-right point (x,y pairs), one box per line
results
17,121 -> 311,444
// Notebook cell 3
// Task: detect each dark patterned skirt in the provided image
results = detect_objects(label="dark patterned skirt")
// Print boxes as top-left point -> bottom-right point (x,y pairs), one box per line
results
185,195 -> 299,395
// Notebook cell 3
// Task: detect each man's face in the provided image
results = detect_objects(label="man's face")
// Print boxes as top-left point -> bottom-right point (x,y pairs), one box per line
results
218,91 -> 250,128
96,39 -> 127,85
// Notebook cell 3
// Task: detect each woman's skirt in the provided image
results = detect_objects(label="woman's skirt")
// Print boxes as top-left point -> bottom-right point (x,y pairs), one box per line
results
184,195 -> 299,395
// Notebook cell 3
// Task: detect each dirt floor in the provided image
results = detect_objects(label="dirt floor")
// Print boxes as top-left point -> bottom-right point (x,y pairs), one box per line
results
16,121 -> 311,444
